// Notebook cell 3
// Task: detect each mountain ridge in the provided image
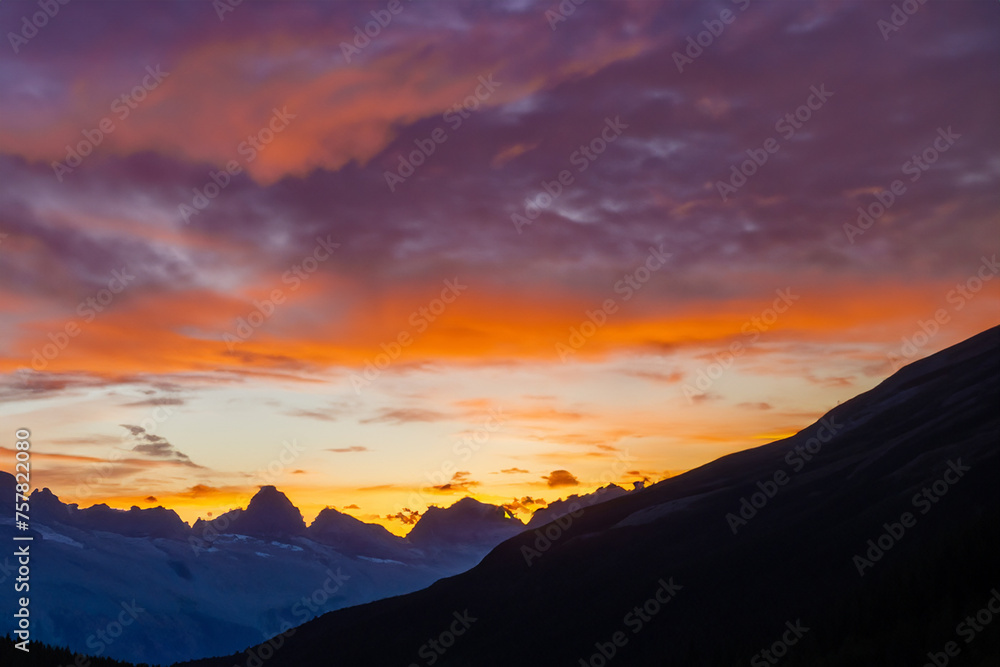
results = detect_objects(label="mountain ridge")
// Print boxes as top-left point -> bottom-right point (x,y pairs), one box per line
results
177,325 -> 1000,667
0,479 -> 562,664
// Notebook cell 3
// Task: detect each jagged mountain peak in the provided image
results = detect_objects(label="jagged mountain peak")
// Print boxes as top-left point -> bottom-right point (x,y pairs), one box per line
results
234,485 -> 307,536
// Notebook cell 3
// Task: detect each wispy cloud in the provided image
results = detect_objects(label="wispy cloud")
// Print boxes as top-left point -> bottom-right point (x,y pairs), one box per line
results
287,408 -> 341,422
124,397 -> 186,407
361,408 -> 450,425
120,424 -> 200,467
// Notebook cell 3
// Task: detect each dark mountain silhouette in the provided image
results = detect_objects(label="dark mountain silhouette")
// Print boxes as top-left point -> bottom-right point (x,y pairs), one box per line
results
308,506 -> 413,561
28,486 -> 65,517
176,325 -> 1000,667
30,487 -> 189,539
0,477 -> 533,664
0,634 -> 153,666
407,496 -> 525,549
525,482 -> 629,528
188,489 -> 530,562
194,485 -> 307,538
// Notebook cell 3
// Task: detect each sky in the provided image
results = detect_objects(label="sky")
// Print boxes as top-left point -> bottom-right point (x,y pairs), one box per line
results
0,0 -> 997,535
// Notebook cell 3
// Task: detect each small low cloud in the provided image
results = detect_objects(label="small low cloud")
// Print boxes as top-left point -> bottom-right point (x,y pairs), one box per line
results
805,373 -> 854,388
326,446 -> 368,453
499,467 -> 529,474
544,470 -> 579,488
625,370 -> 684,384
737,402 -> 773,410
385,508 -> 421,525
344,504 -> 359,510
361,408 -> 450,425
491,141 -> 538,167
433,470 -> 478,493
179,484 -> 219,498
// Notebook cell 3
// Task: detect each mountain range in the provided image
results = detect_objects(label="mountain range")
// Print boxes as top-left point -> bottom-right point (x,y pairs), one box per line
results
0,475 -> 594,664
3,325 -> 998,666
175,325 -> 1000,666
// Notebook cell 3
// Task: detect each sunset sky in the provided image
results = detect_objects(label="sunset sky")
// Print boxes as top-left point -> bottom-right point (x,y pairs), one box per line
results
0,0 -> 997,535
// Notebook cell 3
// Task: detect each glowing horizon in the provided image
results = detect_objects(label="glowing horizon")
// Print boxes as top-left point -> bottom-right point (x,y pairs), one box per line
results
1,0 -> 997,538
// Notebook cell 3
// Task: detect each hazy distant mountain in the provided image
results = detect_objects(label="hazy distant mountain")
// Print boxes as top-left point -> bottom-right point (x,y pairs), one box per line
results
308,506 -> 414,561
0,479 -> 532,664
32,487 -> 190,540
408,497 -> 525,549
525,483 -> 629,528
193,485 -> 306,539
177,326 -> 1000,666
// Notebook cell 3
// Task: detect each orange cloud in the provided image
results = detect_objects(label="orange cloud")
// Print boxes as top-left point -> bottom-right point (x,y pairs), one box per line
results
544,469 -> 579,488
491,142 -> 539,167
1,22 -> 651,185
2,273 -> 996,382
